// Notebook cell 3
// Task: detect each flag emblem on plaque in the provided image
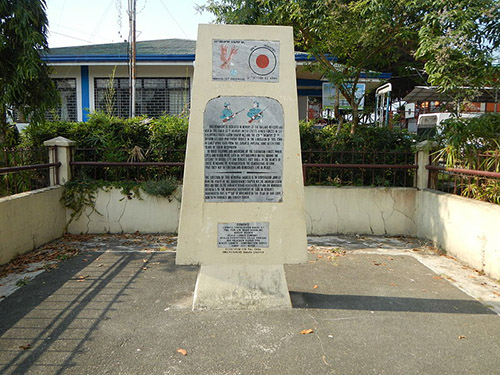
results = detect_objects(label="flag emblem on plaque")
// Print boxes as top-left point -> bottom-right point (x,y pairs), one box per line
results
248,47 -> 277,76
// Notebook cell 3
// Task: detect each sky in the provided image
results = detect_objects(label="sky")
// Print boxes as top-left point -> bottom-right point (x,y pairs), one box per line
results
46,0 -> 215,48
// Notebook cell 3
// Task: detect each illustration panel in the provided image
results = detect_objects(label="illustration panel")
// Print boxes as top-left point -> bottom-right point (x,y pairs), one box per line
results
212,40 -> 280,82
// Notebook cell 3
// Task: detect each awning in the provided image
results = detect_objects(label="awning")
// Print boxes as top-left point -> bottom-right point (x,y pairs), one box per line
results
403,86 -> 500,103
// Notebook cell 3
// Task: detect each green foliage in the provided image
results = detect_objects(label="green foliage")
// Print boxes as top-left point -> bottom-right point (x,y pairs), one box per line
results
16,277 -> 31,287
199,0 -> 422,131
435,113 -> 500,204
415,0 -> 500,97
22,113 -> 188,161
0,0 -> 59,147
61,179 -> 143,226
435,113 -> 500,168
299,120 -> 416,186
142,177 -> 179,199
61,177 -> 180,225
200,0 -> 500,126
149,114 -> 189,162
300,120 -> 416,153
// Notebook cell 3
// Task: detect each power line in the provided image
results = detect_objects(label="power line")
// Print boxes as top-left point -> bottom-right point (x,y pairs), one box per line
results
90,0 -> 115,43
50,31 -> 106,45
158,0 -> 189,39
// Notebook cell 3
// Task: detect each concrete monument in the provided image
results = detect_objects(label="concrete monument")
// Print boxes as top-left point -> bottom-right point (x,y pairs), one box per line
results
176,24 -> 307,309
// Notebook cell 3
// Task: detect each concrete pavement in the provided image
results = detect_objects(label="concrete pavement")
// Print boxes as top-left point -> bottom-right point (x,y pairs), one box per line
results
0,234 -> 499,374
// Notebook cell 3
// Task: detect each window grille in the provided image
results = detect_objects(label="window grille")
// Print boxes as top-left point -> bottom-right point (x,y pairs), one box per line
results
94,77 -> 190,118
12,78 -> 78,123
46,78 -> 78,121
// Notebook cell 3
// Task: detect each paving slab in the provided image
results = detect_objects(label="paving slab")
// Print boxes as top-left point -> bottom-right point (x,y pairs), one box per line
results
0,234 -> 499,375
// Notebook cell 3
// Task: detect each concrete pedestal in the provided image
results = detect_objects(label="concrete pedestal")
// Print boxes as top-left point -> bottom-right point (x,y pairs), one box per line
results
193,264 -> 292,310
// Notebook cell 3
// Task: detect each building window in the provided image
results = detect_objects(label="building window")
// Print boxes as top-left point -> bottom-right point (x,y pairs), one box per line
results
12,78 -> 77,123
94,77 -> 190,118
47,78 -> 78,122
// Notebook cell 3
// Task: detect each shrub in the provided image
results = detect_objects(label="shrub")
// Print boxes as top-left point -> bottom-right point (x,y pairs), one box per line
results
142,177 -> 179,199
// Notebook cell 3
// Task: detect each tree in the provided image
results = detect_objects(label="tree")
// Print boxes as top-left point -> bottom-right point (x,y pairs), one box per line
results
0,0 -> 58,147
198,0 -> 422,133
199,0 -> 500,131
415,0 -> 500,108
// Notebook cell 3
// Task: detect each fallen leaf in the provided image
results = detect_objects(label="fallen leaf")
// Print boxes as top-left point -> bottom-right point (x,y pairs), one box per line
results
177,348 -> 187,356
300,329 -> 314,335
313,285 -> 318,289
19,344 -> 32,350
433,276 -> 443,280
493,291 -> 500,296
98,264 -> 104,267
321,355 -> 331,366
142,267 -> 148,270
142,259 -> 148,263
458,335 -> 466,340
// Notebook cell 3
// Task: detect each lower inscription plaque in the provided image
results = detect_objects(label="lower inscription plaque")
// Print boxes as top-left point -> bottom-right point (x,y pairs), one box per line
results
218,222 -> 269,249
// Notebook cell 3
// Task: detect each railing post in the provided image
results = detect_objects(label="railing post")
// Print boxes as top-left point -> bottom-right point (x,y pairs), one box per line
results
43,136 -> 76,186
415,140 -> 438,190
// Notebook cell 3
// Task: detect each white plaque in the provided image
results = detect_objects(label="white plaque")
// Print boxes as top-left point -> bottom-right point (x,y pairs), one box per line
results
212,39 -> 280,82
218,222 -> 269,249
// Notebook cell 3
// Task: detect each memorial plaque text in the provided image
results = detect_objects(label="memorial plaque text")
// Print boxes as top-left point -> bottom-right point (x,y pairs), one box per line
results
204,96 -> 284,202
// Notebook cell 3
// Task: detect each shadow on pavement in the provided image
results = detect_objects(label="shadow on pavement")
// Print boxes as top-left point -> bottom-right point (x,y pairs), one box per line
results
0,252 -> 194,375
290,291 -> 495,314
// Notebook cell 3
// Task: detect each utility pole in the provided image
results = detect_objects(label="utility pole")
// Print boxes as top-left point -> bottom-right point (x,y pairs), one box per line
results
128,0 -> 137,117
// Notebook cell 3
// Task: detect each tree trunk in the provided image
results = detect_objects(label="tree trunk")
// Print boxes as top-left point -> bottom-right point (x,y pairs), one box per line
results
350,105 -> 359,135
0,105 -> 9,166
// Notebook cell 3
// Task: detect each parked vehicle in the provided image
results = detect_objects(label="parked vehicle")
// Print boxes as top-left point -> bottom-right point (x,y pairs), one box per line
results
417,112 -> 482,137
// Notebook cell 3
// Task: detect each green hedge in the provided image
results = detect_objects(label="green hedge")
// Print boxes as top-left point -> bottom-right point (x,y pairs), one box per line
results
21,112 -> 189,163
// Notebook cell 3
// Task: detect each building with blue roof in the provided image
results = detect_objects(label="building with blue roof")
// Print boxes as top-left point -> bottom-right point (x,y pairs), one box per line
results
44,39 -> 390,122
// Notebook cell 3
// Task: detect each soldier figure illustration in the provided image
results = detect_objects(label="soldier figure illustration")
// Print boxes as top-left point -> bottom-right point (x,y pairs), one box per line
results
220,102 -> 233,121
220,102 -> 244,123
247,101 -> 264,123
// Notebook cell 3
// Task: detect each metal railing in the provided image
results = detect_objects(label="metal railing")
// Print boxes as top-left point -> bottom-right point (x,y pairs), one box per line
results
301,150 -> 417,187
427,164 -> 500,202
0,147 -> 59,197
71,148 -> 186,181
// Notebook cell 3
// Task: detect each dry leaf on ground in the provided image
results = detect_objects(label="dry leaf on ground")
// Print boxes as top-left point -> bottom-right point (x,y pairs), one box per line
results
177,348 -> 188,356
300,329 -> 314,334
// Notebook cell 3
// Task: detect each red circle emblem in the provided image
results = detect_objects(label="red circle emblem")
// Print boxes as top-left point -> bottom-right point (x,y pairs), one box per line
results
256,54 -> 270,69
248,46 -> 277,76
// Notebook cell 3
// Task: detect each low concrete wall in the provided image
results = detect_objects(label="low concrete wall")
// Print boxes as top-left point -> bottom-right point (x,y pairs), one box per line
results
417,190 -> 500,280
5,185 -> 496,280
66,188 -> 182,234
305,187 -> 417,236
67,186 -> 417,237
0,187 -> 66,265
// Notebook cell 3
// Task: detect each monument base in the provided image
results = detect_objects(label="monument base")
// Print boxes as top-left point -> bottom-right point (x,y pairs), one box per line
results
192,264 -> 292,310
